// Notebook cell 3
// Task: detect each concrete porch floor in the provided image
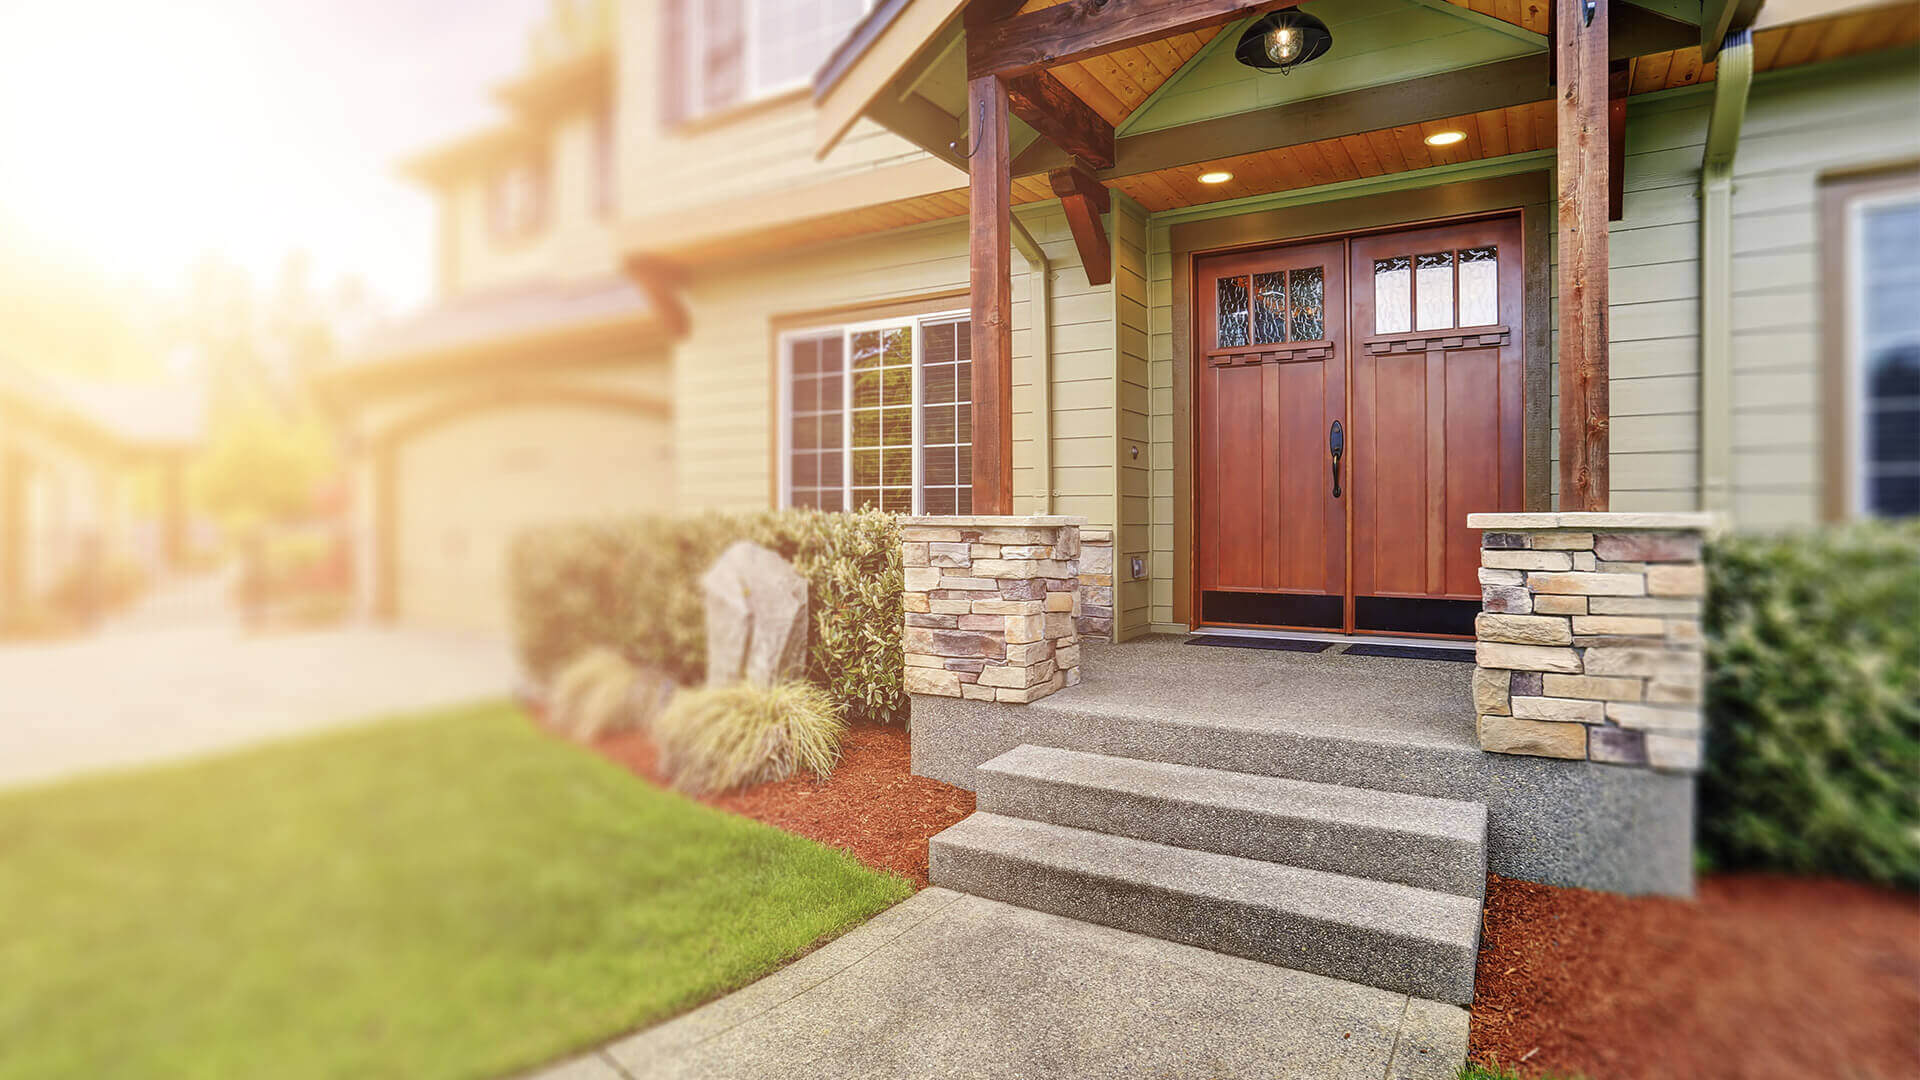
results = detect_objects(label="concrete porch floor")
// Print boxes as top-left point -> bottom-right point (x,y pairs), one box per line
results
1056,634 -> 1479,751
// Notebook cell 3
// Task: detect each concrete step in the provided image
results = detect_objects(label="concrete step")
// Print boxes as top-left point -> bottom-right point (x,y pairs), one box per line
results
975,745 -> 1488,898
930,812 -> 1483,1004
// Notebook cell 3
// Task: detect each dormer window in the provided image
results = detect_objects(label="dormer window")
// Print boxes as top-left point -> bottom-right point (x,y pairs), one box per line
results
488,155 -> 549,243
666,0 -> 870,124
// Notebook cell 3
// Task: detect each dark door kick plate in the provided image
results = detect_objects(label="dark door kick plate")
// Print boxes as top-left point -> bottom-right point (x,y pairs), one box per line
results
1339,643 -> 1476,663
1185,635 -> 1332,653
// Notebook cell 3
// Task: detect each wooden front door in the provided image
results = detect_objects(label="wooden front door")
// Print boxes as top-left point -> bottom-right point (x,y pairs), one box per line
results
1194,215 -> 1526,637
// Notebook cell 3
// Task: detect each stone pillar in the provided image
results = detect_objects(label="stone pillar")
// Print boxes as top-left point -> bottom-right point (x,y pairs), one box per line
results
900,515 -> 1084,704
1076,527 -> 1114,641
1466,512 -> 1713,772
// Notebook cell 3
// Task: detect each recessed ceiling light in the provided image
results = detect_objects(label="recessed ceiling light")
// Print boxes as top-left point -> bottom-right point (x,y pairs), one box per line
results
1199,170 -> 1234,184
1424,130 -> 1467,147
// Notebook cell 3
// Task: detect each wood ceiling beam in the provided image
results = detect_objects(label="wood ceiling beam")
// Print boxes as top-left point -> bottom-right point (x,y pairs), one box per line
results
967,0 -> 1296,80
1048,165 -> 1113,285
1608,59 -> 1630,221
1005,71 -> 1116,169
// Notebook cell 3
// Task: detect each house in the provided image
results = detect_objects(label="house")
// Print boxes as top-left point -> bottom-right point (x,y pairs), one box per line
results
319,0 -> 677,633
329,0 -> 1916,1027
343,0 -> 1913,637
0,358 -> 202,624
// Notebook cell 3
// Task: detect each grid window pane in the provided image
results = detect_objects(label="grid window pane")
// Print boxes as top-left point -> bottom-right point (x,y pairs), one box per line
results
1252,272 -> 1288,344
919,318 -> 973,519
1457,246 -> 1499,326
1375,256 -> 1412,334
785,330 -> 845,512
1289,266 -> 1325,342
1217,275 -> 1250,347
1415,252 -> 1455,331
1861,197 -> 1920,518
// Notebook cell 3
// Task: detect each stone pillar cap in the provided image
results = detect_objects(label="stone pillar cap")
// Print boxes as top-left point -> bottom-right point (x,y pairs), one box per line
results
1467,512 -> 1719,531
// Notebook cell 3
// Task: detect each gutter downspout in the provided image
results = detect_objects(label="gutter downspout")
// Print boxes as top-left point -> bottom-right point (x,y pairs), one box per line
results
1699,28 -> 1753,515
1011,212 -> 1052,514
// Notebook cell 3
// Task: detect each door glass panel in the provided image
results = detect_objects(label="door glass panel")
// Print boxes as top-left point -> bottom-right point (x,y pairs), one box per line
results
1289,266 -> 1325,342
1458,246 -> 1498,327
1374,256 -> 1411,334
1415,252 -> 1455,331
1251,271 -> 1288,344
1216,275 -> 1250,347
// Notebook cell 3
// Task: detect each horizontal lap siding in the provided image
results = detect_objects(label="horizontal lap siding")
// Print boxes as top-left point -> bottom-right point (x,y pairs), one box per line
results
1147,221 -> 1177,630
1724,54 -> 1919,527
1115,194 -> 1153,640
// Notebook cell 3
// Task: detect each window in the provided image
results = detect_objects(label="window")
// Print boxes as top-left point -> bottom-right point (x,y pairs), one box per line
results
591,108 -> 615,218
1844,187 -> 1920,517
670,0 -> 870,122
487,155 -> 548,243
1370,245 -> 1499,335
780,312 -> 973,515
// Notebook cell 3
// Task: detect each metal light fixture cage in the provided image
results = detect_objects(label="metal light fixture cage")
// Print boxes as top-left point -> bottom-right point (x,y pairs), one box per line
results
1234,9 -> 1334,73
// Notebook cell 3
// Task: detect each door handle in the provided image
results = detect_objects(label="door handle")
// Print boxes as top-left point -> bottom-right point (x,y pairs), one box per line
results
1329,420 -> 1344,499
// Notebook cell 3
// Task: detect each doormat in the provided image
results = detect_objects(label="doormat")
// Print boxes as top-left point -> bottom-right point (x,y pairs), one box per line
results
1340,643 -> 1476,663
1185,635 -> 1332,653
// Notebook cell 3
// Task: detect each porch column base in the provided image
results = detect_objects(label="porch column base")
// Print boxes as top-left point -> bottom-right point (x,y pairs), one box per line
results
900,515 -> 1086,705
1467,512 -> 1716,773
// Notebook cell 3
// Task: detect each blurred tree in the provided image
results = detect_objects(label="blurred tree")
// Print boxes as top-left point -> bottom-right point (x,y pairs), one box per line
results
189,405 -> 336,530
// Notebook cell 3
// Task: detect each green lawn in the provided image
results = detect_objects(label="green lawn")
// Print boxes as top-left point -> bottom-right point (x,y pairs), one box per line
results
0,702 -> 912,1079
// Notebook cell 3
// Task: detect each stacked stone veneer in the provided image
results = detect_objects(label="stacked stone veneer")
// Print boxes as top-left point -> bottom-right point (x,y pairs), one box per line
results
901,516 -> 1084,704
1467,512 -> 1714,773
1077,528 -> 1114,641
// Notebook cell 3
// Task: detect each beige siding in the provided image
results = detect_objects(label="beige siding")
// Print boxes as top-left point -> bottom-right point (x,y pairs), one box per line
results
615,0 -> 945,223
1113,194 -> 1153,640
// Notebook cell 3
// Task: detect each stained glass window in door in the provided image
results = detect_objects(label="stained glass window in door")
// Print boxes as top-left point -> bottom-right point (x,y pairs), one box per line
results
1415,252 -> 1455,331
1289,266 -> 1325,342
1217,275 -> 1250,347
1458,247 -> 1498,327
1374,256 -> 1412,334
1251,272 -> 1288,344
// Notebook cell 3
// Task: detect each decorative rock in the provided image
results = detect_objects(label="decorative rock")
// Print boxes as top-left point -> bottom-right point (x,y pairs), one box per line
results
1473,666 -> 1511,716
1645,733 -> 1701,772
1588,726 -> 1649,766
1510,671 -> 1544,696
1587,596 -> 1699,615
1528,532 -> 1595,550
1512,695 -> 1604,722
1483,550 -> 1573,571
1594,532 -> 1702,563
1571,615 -> 1667,638
1526,572 -> 1646,596
1475,642 -> 1582,673
1478,567 -> 1525,586
1583,647 -> 1701,678
1646,564 -> 1707,597
1542,674 -> 1643,701
1477,715 -> 1588,759
700,541 -> 808,687
1480,532 -> 1527,549
929,542 -> 973,568
1532,594 -> 1587,615
1476,613 -> 1573,646
1605,702 -> 1702,734
1482,585 -> 1533,614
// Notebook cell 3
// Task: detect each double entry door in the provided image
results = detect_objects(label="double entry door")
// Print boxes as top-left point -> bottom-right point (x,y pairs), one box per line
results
1194,215 -> 1526,638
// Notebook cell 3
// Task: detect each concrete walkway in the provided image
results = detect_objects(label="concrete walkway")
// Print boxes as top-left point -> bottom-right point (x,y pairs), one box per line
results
0,576 -> 515,789
534,889 -> 1468,1080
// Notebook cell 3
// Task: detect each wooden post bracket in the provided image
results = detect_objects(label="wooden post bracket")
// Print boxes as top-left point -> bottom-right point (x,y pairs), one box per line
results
1049,164 -> 1113,286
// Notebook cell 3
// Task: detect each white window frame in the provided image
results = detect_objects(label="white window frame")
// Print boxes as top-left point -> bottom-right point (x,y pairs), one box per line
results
777,309 -> 970,515
1845,187 -> 1920,517
684,0 -> 874,119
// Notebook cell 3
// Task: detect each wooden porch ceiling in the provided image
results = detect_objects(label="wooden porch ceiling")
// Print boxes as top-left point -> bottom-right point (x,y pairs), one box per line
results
1014,0 -> 1226,124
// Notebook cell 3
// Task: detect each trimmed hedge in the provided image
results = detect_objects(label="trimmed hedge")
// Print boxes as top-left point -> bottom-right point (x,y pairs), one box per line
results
1700,520 -> 1920,888
508,509 -> 905,724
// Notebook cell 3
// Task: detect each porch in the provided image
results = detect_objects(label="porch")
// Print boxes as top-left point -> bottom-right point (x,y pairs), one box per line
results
909,633 -> 1694,898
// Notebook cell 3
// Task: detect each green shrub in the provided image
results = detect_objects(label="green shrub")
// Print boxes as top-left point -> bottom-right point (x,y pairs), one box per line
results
652,681 -> 846,794
1700,520 -> 1920,888
507,509 -> 905,724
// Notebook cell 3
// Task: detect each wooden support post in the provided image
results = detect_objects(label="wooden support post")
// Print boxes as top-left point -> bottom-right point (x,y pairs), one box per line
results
968,73 -> 1014,516
1608,59 -> 1630,222
1555,0 -> 1611,511
1049,165 -> 1113,286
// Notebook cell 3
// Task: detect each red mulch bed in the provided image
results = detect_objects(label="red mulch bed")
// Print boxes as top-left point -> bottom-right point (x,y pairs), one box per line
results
590,721 -> 973,887
1472,872 -> 1920,1080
